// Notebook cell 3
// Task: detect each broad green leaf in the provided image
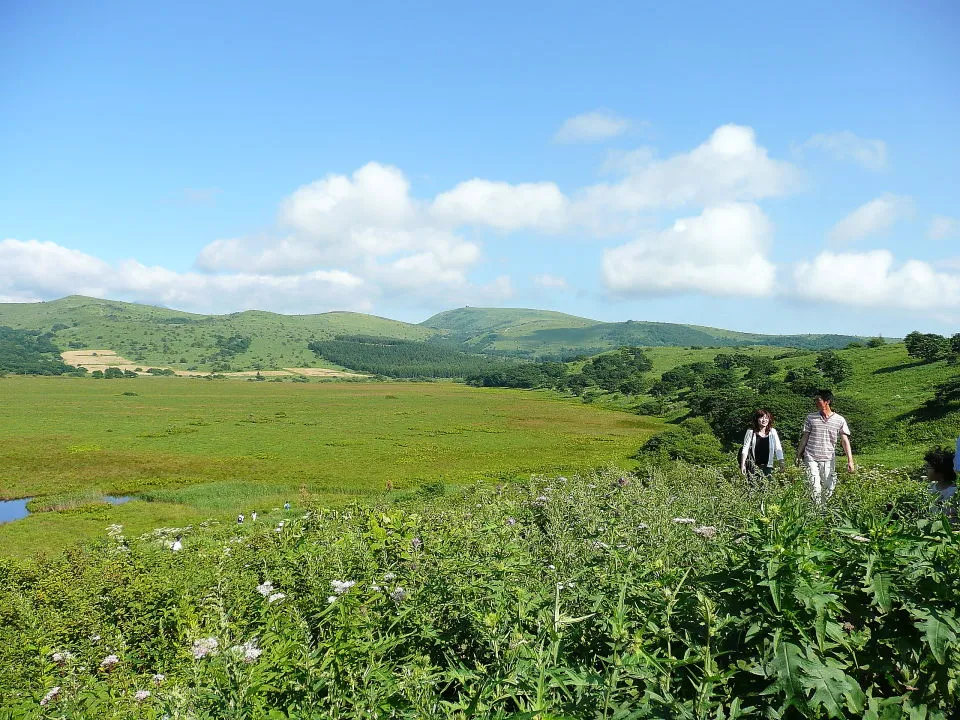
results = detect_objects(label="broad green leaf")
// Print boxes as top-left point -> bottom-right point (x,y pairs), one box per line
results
798,653 -> 866,717
766,640 -> 805,702
866,572 -> 893,613
917,614 -> 956,664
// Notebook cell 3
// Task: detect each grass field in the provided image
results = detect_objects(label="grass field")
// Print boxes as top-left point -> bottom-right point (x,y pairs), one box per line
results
0,376 -> 662,558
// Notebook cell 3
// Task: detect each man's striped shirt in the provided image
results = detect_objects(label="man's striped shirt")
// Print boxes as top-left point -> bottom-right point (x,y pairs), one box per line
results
802,412 -> 851,461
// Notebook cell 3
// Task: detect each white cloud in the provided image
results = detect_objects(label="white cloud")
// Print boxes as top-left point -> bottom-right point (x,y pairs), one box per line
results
0,238 -> 372,315
579,125 -> 802,216
929,215 -> 959,240
602,203 -> 776,297
553,110 -> 630,143
532,273 -> 569,290
791,250 -> 960,310
430,179 -> 569,232
827,193 -> 913,245
802,131 -> 888,171
279,162 -> 418,238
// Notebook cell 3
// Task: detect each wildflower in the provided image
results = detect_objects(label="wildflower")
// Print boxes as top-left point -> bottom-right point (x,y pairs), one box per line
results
535,495 -> 548,503
390,587 -> 407,603
191,637 -> 219,659
592,541 -> 609,550
558,476 -> 568,483
152,673 -> 166,685
370,583 -> 382,592
52,651 -> 74,664
617,476 -> 630,487
506,517 -> 517,526
330,579 -> 356,595
267,592 -> 285,603
134,690 -> 151,702
99,654 -> 120,671
256,581 -> 274,596
852,535 -> 871,543
672,517 -> 696,524
89,634 -> 101,643
327,596 -> 337,604
547,564 -> 556,571
410,537 -> 422,551
284,502 -> 291,510
842,621 -> 855,632
637,523 -> 649,530
40,687 -> 60,706
693,525 -> 718,539
231,639 -> 262,664
383,572 -> 396,581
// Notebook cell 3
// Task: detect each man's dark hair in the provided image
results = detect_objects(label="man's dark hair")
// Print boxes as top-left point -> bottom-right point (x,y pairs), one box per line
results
815,389 -> 834,404
924,446 -> 957,484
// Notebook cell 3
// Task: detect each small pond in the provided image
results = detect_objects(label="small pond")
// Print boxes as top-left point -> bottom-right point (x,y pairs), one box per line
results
0,498 -> 32,525
0,496 -> 137,525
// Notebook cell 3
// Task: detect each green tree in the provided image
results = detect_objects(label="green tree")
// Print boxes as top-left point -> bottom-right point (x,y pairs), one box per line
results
904,331 -> 949,362
815,350 -> 853,385
867,336 -> 885,348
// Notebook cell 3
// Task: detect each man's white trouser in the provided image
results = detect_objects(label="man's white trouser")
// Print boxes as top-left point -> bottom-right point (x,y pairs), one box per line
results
804,457 -> 837,504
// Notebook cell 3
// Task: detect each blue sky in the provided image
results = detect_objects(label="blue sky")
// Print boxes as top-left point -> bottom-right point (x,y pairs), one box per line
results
2,0 -> 958,335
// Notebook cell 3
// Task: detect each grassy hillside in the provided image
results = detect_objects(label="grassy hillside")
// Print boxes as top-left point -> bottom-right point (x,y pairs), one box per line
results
584,342 -> 959,467
0,296 -> 437,372
423,307 -> 868,358
422,306 -> 600,338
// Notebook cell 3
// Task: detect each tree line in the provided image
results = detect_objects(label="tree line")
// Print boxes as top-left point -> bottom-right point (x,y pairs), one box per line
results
307,335 -> 511,379
0,327 -> 77,375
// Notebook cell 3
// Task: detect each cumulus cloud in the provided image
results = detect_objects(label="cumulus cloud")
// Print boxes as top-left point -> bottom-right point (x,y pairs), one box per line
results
827,193 -> 913,245
532,273 -> 569,290
579,125 -> 801,216
602,203 -> 776,297
791,250 -> 960,310
553,110 -> 630,143
929,215 -> 959,240
0,238 -> 371,315
430,179 -> 569,232
801,131 -> 888,171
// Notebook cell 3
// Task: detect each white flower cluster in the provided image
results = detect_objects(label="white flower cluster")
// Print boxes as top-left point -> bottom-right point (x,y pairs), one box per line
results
52,650 -> 74,664
134,690 -> 151,702
40,686 -> 60,706
191,637 -> 219,659
327,579 -> 356,603
99,654 -> 120,670
256,581 -> 285,603
231,639 -> 262,664
672,518 -> 696,525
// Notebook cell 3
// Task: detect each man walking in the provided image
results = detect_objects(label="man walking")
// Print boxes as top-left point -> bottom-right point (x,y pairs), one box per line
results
795,389 -> 854,504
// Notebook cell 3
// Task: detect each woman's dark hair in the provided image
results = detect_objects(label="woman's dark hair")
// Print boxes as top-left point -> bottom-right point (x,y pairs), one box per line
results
924,446 -> 957,484
752,409 -> 774,432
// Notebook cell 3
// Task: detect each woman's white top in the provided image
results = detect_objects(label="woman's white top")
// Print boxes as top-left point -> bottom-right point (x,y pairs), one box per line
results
741,427 -> 785,468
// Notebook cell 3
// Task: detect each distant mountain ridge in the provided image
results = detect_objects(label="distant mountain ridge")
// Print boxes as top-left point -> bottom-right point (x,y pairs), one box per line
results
0,296 -> 871,372
421,307 -> 869,357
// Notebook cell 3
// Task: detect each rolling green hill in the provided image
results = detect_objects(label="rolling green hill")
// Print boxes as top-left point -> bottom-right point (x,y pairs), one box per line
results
423,307 -> 869,358
0,296 -> 437,372
0,296 -> 878,373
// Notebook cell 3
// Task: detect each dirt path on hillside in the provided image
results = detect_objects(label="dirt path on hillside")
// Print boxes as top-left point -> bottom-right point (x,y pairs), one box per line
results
61,351 -> 366,379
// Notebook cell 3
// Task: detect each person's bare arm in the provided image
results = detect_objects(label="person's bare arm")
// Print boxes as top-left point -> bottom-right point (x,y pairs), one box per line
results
795,431 -> 809,466
841,434 -> 854,472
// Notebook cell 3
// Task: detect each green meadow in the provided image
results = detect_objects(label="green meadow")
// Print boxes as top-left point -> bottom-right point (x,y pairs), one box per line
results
0,376 -> 662,558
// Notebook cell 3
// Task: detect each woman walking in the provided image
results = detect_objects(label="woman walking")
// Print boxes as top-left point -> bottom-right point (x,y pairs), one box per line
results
740,409 -> 785,477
